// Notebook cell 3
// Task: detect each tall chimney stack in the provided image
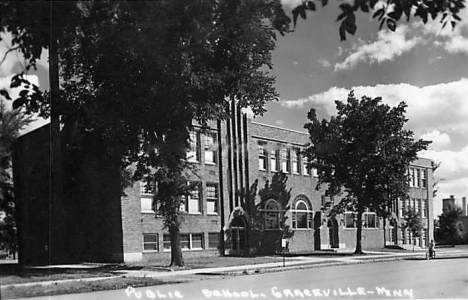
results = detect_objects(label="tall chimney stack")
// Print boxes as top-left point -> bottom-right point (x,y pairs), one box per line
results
463,197 -> 467,216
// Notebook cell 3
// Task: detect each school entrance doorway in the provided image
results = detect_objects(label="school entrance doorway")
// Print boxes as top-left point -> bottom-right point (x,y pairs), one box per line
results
230,216 -> 247,255
328,217 -> 339,248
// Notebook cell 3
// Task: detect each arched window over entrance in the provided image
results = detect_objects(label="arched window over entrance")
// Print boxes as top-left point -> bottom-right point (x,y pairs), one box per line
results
292,197 -> 313,229
264,199 -> 281,230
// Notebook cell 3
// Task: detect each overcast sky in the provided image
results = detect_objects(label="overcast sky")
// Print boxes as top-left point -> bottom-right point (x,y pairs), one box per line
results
1,2 -> 467,215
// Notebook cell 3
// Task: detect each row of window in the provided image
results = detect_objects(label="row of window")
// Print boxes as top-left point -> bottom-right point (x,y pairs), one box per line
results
140,181 -> 219,215
258,143 -> 318,176
263,198 -> 314,230
143,232 -> 219,252
408,167 -> 428,188
399,198 -> 428,218
188,131 -> 218,164
344,212 -> 379,229
401,228 -> 428,246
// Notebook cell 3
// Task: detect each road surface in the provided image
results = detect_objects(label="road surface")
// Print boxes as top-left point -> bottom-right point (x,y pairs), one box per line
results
27,258 -> 468,300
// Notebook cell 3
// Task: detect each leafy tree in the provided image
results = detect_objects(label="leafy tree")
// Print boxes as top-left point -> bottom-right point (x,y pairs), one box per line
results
0,101 -> 32,257
431,161 -> 443,198
402,207 -> 423,252
0,0 -> 286,266
291,0 -> 466,41
303,92 -> 430,254
437,206 -> 464,245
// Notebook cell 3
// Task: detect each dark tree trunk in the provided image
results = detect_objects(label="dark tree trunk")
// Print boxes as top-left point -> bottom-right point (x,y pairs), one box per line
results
354,203 -> 364,254
49,1 -> 64,264
169,225 -> 184,267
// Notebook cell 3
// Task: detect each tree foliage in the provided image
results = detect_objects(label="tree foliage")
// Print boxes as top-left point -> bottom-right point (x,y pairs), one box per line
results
0,101 -> 32,256
436,206 -> 464,245
0,0 -> 288,266
402,207 -> 423,251
303,92 -> 430,254
291,0 -> 466,41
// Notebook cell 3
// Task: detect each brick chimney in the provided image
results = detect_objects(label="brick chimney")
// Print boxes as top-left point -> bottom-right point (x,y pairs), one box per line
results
463,197 -> 467,216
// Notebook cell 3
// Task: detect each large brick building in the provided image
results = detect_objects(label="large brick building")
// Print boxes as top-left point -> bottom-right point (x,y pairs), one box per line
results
13,111 -> 434,264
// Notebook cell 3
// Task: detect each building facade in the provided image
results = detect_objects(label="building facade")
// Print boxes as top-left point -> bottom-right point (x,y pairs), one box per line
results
14,113 -> 434,264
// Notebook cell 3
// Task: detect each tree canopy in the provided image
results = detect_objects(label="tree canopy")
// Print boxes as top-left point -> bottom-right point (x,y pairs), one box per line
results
303,91 -> 430,253
292,0 -> 466,41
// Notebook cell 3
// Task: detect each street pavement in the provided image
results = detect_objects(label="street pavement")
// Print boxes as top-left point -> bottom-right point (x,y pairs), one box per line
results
18,256 -> 468,300
2,247 -> 467,299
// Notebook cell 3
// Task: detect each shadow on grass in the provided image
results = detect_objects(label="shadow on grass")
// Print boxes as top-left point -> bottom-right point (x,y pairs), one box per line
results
0,262 -> 138,282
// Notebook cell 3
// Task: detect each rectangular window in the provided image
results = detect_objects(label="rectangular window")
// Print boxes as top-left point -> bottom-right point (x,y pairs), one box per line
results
416,169 -> 421,187
141,197 -> 154,213
411,168 -> 417,187
204,133 -> 217,164
180,234 -> 190,249
422,199 -> 427,218
208,233 -> 219,249
345,212 -> 355,228
181,182 -> 201,213
422,229 -> 427,247
415,199 -> 420,215
258,143 -> 267,171
191,233 -> 204,249
206,183 -> 218,214
140,181 -> 153,195
187,131 -> 199,162
399,199 -> 404,217
364,213 -> 377,228
292,149 -> 300,174
163,234 -> 171,251
421,169 -> 427,188
270,150 -> 278,172
281,149 -> 290,173
303,157 -> 310,176
143,234 -> 158,252
163,233 -> 204,251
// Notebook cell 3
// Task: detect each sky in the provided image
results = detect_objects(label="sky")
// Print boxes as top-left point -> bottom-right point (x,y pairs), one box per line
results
1,2 -> 467,215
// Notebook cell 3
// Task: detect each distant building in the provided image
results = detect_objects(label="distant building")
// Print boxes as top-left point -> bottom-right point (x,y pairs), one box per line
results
13,114 -> 434,265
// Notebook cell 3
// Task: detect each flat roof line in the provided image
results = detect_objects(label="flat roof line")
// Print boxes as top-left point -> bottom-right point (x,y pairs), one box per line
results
250,121 -> 308,135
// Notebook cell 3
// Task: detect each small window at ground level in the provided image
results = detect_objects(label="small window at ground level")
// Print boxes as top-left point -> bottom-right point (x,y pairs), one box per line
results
191,233 -> 204,249
345,212 -> 355,228
143,234 -> 158,252
208,233 -> 219,249
163,233 -> 205,251
163,234 -> 171,251
180,234 -> 190,249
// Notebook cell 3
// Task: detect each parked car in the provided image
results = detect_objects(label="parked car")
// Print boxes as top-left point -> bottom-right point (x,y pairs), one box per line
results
0,250 -> 9,259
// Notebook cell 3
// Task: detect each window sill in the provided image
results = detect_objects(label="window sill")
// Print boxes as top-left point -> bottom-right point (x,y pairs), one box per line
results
207,213 -> 219,216
259,168 -> 267,172
143,250 -> 159,253
141,210 -> 156,214
205,162 -> 217,166
293,228 -> 312,231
